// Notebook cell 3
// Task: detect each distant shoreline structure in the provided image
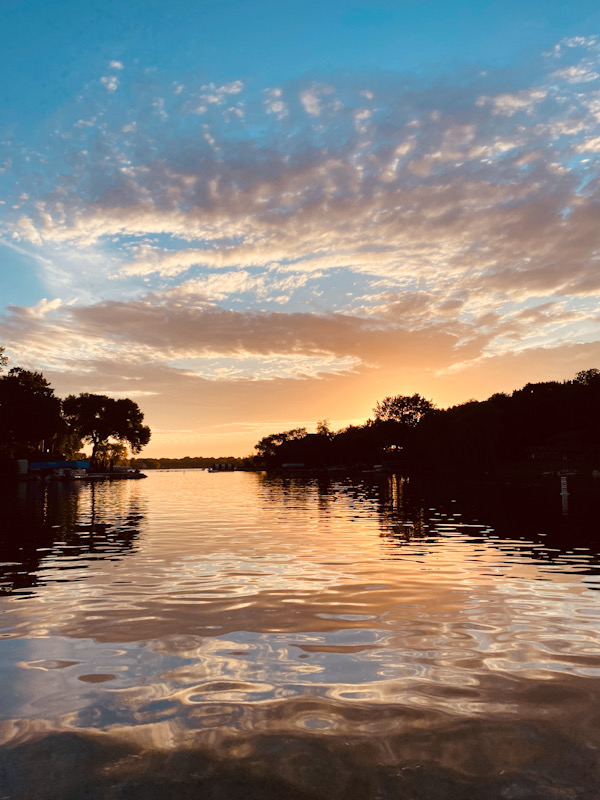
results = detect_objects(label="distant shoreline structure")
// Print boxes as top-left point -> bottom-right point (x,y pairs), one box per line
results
18,460 -> 147,481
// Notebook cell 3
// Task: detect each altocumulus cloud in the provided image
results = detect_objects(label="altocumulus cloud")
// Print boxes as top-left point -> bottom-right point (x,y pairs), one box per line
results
3,36 -> 600,415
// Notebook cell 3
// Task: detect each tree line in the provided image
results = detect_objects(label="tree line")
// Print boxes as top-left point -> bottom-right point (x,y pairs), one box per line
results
4,341 -> 598,477
253,370 -> 600,473
129,456 -> 254,470
0,347 -> 151,475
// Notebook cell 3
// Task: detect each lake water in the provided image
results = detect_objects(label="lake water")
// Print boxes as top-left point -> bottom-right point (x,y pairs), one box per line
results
1,470 -> 600,799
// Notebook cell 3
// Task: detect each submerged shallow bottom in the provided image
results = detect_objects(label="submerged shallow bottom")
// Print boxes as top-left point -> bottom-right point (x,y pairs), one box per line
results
3,711 -> 600,800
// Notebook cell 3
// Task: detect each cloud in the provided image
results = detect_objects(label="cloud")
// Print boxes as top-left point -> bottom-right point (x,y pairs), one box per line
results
160,269 -> 313,304
190,80 -> 244,113
24,297 -> 63,318
299,84 -> 335,116
264,88 -> 288,119
0,289 -> 476,380
8,54 -> 600,349
13,215 -> 43,245
100,75 -> 119,92
551,65 -> 600,83
477,89 -> 547,116
575,136 -> 600,153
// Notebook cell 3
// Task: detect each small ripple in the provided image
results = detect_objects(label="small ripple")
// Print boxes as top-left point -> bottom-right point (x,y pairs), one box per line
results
77,673 -> 116,683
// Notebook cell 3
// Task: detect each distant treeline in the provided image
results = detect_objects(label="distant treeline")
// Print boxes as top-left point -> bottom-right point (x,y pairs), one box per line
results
253,369 -> 600,473
130,456 -> 254,470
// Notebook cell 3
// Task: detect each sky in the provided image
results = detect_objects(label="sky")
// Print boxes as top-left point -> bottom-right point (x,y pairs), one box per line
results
2,0 -> 600,457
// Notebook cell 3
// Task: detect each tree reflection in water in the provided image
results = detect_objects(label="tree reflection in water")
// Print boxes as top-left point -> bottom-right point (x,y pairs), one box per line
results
258,471 -> 600,576
0,480 -> 146,596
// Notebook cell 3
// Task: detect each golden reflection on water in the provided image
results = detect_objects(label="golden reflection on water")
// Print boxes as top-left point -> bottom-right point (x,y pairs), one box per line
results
1,471 -> 600,798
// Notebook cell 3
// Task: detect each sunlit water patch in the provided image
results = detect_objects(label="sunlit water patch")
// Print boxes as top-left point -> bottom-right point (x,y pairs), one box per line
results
1,471 -> 600,799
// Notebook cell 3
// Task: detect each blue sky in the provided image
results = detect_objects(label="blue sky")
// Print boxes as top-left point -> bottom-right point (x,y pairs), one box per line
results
4,0 -> 599,133
2,1 -> 600,455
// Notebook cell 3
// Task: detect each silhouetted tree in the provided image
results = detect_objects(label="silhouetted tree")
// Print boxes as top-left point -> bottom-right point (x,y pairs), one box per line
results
63,393 -> 151,468
94,441 -> 129,471
0,368 -> 65,457
316,419 -> 333,438
575,368 -> 600,386
373,394 -> 435,426
255,428 -> 307,464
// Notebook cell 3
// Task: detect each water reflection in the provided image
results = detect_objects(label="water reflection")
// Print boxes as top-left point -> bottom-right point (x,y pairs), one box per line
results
0,480 -> 146,596
259,472 -> 600,579
0,471 -> 600,799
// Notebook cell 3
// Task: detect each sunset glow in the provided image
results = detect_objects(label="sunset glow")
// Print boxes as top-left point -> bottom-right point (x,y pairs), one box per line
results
2,1 -> 600,456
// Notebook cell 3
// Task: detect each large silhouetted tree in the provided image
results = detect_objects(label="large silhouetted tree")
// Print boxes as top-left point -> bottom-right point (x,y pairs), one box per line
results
0,368 -> 64,457
63,393 -> 151,468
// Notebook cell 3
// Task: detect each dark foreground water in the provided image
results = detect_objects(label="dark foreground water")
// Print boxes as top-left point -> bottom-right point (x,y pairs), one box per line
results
1,470 -> 600,799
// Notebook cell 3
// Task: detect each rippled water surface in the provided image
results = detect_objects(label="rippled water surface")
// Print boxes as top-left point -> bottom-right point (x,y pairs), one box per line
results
1,471 -> 600,799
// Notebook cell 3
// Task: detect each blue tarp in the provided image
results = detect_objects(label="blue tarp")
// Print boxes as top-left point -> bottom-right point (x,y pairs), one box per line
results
29,461 -> 90,470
